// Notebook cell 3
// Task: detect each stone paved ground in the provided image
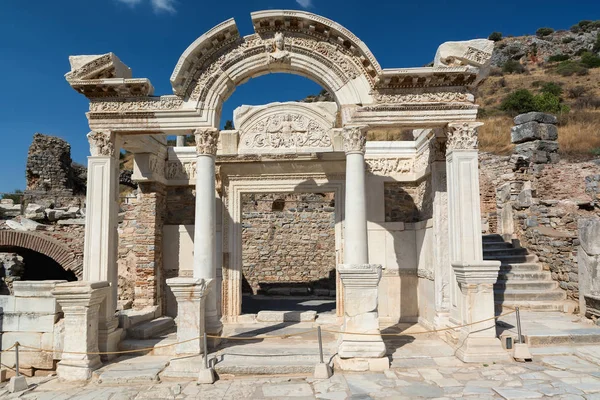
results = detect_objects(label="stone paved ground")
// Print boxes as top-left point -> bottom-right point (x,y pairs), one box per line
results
3,345 -> 600,399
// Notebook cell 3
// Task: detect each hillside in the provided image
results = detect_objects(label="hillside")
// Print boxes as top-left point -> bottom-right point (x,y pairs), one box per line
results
477,20 -> 600,156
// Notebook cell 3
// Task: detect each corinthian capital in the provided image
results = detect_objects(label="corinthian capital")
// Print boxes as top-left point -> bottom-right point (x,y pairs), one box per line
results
194,128 -> 219,156
446,122 -> 483,154
87,131 -> 115,157
342,126 -> 368,155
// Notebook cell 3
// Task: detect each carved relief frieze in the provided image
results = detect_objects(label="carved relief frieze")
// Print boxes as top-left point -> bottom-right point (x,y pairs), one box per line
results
87,131 -> 115,157
240,113 -> 332,152
446,122 -> 483,153
89,96 -> 184,113
365,158 -> 413,175
414,143 -> 431,172
372,91 -> 472,104
66,54 -> 113,81
165,160 -> 196,181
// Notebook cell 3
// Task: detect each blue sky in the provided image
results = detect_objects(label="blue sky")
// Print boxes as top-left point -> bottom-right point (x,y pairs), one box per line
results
0,0 -> 598,193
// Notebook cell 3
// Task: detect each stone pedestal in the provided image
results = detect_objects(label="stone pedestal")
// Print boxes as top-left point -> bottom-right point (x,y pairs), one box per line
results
578,218 -> 600,319
452,261 -> 509,363
52,281 -> 110,381
337,264 -> 386,361
193,129 -> 223,342
166,277 -> 208,355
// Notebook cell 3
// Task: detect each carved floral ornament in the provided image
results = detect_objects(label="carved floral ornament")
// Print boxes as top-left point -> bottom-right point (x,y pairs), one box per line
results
87,131 -> 115,157
194,128 -> 219,155
342,126 -> 368,155
446,122 -> 483,153
365,158 -> 413,175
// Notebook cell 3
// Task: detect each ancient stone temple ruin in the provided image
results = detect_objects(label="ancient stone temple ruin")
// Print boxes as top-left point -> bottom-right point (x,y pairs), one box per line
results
2,10 -> 510,378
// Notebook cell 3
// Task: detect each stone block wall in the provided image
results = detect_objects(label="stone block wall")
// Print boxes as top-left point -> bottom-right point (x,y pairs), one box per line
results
479,112 -> 600,304
241,193 -> 336,295
165,186 -> 196,225
384,177 -> 432,223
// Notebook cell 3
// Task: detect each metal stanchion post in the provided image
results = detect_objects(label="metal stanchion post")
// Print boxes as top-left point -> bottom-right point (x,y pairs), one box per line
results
317,326 -> 324,365
314,326 -> 332,379
197,333 -> 216,385
7,342 -> 27,393
515,307 -> 523,343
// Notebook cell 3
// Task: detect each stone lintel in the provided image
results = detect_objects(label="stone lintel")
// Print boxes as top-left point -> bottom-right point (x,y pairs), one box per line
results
451,261 -> 500,285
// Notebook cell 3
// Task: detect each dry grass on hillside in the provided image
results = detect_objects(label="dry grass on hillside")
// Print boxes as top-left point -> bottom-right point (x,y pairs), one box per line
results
479,111 -> 600,156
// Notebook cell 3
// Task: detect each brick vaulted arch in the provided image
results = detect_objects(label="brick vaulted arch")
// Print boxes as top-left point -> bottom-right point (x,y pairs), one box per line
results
0,230 -> 82,277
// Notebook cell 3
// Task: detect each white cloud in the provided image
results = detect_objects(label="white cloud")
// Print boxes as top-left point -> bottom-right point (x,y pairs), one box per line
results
116,0 -> 176,14
151,0 -> 176,13
296,0 -> 312,9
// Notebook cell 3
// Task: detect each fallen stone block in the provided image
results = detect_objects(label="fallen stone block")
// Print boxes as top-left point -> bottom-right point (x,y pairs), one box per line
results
511,121 -> 558,144
256,310 -> 317,322
514,112 -> 558,125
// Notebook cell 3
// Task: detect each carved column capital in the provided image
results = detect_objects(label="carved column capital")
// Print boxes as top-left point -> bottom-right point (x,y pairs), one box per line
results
194,128 -> 219,156
446,122 -> 483,154
87,130 -> 116,157
342,126 -> 368,155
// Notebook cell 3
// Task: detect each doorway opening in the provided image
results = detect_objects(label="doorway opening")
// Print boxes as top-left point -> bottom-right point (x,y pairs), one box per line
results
240,192 -> 337,316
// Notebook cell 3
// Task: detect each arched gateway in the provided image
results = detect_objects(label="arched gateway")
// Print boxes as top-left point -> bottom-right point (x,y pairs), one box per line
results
63,10 -> 507,373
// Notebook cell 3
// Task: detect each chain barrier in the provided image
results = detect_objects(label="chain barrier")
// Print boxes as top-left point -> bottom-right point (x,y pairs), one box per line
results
4,307 -> 517,356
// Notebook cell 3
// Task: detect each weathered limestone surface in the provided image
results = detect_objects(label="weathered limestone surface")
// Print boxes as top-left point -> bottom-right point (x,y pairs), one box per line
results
165,278 -> 208,355
579,218 -> 600,320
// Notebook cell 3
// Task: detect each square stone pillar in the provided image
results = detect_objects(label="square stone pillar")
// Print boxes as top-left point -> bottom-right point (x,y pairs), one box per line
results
445,122 -> 508,363
52,281 -> 110,381
337,264 -> 386,360
83,131 -> 121,357
166,277 -> 209,355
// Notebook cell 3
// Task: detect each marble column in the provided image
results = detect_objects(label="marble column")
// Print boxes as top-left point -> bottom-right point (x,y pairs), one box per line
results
342,126 -> 369,265
193,128 -> 223,340
445,122 -> 508,363
337,126 -> 387,371
53,281 -> 110,381
176,135 -> 186,147
82,131 -> 122,358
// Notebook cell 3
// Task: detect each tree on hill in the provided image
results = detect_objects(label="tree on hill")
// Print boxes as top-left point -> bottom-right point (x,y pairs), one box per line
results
536,27 -> 554,37
488,32 -> 503,42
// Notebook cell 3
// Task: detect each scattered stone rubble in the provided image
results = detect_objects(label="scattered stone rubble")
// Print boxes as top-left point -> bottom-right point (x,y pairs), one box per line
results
0,253 -> 25,294
511,112 -> 559,173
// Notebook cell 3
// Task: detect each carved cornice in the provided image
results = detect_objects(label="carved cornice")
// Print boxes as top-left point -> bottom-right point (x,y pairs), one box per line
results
446,122 -> 483,153
194,128 -> 219,156
365,158 -> 413,175
372,90 -> 473,104
87,131 -> 115,157
342,126 -> 368,155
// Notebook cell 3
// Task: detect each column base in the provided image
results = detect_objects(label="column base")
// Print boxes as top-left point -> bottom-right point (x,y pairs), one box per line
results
334,356 -> 389,372
455,336 -> 511,363
57,358 -> 102,381
162,355 -> 206,379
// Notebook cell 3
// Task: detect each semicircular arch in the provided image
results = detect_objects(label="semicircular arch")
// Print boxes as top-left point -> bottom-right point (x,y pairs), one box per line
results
0,230 -> 82,277
171,10 -> 381,127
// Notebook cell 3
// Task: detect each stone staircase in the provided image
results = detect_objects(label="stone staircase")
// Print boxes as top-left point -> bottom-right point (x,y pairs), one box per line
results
482,234 -> 570,312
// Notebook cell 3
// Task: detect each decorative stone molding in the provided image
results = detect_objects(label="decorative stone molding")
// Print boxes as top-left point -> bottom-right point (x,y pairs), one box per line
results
452,261 -> 501,285
446,122 -> 483,153
166,160 -> 197,181
338,264 -> 381,287
365,158 -> 413,175
435,40 -> 494,69
342,126 -> 368,155
194,128 -> 219,156
372,91 -> 473,104
89,96 -> 184,113
87,131 -> 115,157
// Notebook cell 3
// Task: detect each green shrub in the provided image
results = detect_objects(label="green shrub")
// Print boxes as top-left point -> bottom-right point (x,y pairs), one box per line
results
547,54 -> 570,62
536,27 -> 555,37
562,37 -> 575,44
555,60 -> 589,76
1,190 -> 23,204
502,60 -> 525,74
593,33 -> 600,53
500,89 -> 536,114
533,92 -> 569,114
581,52 -> 600,68
488,32 -> 503,42
540,82 -> 563,97
223,120 -> 234,130
575,48 -> 588,56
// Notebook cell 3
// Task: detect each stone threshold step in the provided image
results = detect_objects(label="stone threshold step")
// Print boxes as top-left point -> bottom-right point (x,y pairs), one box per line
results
483,248 -> 528,256
496,301 -> 572,312
498,271 -> 552,280
494,280 -> 558,290
483,242 -> 513,250
128,317 -> 175,340
494,290 -> 566,301
482,234 -> 504,243
256,310 -> 317,322
485,254 -> 538,263
526,332 -> 600,347
119,334 -> 177,356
